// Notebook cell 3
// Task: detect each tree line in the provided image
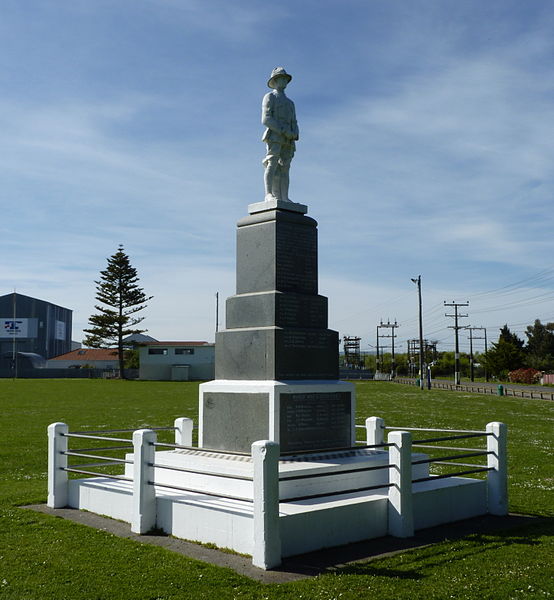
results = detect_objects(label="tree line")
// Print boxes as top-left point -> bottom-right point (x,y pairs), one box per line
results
345,321 -> 554,381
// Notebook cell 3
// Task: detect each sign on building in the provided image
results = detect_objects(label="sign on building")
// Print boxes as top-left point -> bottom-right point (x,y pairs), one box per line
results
0,318 -> 38,339
55,320 -> 66,341
1,319 -> 28,338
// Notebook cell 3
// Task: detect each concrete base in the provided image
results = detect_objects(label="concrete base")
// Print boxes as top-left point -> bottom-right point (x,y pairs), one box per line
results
199,379 -> 356,453
67,451 -> 489,561
66,442 -> 490,563
413,477 -> 487,530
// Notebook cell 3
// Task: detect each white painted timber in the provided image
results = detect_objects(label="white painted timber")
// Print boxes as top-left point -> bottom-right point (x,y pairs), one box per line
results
365,416 -> 385,446
487,421 -> 508,516
174,417 -> 194,446
47,422 -> 68,508
252,441 -> 281,569
50,418 -> 507,569
132,429 -> 157,534
388,431 -> 414,538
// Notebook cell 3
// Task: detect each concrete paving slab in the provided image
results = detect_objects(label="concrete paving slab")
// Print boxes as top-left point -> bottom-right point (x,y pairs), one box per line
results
22,504 -> 538,584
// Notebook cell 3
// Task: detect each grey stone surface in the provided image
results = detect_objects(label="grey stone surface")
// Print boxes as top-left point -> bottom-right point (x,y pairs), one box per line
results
215,206 -> 339,383
215,327 -> 339,380
236,210 -> 318,295
205,202 -> 346,450
225,292 -> 328,329
249,198 -> 307,215
202,392 -> 269,452
280,392 -> 352,452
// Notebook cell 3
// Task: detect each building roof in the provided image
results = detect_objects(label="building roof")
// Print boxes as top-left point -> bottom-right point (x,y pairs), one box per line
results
123,333 -> 158,343
0,292 -> 71,312
138,341 -> 214,347
51,348 -> 120,361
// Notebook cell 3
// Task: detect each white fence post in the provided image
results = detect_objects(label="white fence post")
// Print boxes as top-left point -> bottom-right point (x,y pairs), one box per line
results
174,417 -> 194,446
486,422 -> 508,516
132,429 -> 157,534
252,440 -> 281,570
47,422 -> 69,508
366,416 -> 385,446
388,430 -> 414,537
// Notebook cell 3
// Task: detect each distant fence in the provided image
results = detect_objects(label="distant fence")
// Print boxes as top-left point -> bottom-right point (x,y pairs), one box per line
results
339,368 -> 374,380
394,377 -> 554,401
0,368 -> 139,379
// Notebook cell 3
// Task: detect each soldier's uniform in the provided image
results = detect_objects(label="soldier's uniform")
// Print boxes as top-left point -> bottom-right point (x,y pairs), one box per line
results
261,67 -> 299,201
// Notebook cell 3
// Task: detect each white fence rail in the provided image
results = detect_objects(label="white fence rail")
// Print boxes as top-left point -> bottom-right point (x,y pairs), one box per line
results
48,416 -> 508,570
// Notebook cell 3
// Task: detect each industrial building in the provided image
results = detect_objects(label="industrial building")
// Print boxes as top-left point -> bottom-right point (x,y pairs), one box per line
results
0,293 -> 73,371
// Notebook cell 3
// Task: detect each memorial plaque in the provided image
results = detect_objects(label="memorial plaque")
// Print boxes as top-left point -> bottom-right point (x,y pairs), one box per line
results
279,392 -> 351,452
202,392 -> 269,452
275,222 -> 317,294
276,293 -> 327,328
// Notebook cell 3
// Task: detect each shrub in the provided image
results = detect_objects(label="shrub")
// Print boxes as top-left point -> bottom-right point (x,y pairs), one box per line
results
508,367 -> 541,384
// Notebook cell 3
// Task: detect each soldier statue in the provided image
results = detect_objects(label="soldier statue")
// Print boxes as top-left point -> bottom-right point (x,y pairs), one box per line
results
261,67 -> 299,202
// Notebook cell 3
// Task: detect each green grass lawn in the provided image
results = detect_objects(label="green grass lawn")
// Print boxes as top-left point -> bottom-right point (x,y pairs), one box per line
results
0,379 -> 552,599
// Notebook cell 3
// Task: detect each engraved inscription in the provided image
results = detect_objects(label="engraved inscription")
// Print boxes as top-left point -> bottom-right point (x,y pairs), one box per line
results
275,224 -> 317,293
283,330 -> 331,349
280,392 -> 351,451
277,294 -> 327,328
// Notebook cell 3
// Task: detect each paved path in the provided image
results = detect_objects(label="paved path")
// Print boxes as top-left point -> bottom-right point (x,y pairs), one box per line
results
23,505 -> 537,582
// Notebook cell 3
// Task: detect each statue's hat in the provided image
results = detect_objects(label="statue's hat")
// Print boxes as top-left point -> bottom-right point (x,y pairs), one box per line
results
267,67 -> 292,89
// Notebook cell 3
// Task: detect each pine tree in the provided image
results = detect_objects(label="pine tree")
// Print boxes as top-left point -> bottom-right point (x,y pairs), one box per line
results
83,245 -> 152,378
498,324 -> 524,348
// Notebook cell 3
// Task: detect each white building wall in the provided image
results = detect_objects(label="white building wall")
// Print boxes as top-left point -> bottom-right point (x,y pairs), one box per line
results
139,345 -> 215,381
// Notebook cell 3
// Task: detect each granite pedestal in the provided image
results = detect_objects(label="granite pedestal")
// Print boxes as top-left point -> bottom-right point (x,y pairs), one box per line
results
200,200 -> 354,453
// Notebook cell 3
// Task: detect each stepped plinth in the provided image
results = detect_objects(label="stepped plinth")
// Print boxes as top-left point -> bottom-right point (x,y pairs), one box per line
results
199,201 -> 355,453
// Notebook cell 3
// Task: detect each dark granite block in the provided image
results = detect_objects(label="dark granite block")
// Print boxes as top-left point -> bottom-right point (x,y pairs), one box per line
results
236,210 -> 318,295
215,327 -> 339,380
215,328 -> 274,380
202,392 -> 269,452
279,391 -> 352,452
225,292 -> 328,329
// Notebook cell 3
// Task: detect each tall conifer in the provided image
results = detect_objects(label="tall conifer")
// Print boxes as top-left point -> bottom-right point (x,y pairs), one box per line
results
83,245 -> 152,377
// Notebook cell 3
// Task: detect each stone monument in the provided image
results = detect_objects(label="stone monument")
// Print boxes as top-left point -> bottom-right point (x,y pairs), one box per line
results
199,68 -> 355,453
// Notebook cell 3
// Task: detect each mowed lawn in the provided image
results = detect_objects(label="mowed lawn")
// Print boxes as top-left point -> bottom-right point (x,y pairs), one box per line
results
0,379 -> 552,599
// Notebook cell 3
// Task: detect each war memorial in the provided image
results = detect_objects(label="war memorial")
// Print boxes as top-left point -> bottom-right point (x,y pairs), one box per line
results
47,68 -> 507,570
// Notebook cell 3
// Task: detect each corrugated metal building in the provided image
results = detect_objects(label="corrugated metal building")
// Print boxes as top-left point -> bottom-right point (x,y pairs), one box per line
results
0,293 -> 73,364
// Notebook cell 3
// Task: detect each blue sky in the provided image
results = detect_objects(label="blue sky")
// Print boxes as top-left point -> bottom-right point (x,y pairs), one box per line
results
2,0 -> 554,354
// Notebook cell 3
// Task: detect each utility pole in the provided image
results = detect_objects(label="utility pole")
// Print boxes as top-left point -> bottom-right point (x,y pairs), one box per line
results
376,325 -> 380,374
444,301 -> 469,385
379,320 -> 399,378
468,326 -> 488,382
215,291 -> 219,334
376,325 -> 392,377
468,326 -> 475,382
484,328 -> 488,382
12,290 -> 17,380
411,276 -> 425,389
